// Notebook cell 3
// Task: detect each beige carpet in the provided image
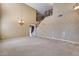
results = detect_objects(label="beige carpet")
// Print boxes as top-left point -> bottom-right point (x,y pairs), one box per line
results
0,36 -> 79,56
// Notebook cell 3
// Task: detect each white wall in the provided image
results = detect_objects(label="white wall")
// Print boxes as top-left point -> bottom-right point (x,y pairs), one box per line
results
36,3 -> 79,42
0,3 -> 36,39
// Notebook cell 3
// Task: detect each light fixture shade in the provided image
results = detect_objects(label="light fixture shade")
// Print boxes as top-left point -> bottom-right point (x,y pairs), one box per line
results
18,19 -> 24,25
73,3 -> 79,10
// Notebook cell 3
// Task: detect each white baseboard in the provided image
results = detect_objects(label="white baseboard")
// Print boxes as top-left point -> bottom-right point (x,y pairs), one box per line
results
36,35 -> 79,45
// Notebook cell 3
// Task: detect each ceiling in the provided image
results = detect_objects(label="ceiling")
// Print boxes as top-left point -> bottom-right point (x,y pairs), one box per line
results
26,3 -> 53,15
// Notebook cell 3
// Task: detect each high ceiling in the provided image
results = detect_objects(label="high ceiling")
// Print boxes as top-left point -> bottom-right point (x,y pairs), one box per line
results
26,3 -> 53,15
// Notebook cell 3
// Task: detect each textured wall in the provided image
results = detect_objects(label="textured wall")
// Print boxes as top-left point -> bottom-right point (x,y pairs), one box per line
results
1,3 -> 36,39
35,3 -> 79,42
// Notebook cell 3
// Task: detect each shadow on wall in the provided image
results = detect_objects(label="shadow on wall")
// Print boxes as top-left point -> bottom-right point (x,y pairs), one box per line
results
0,4 -> 2,40
0,4 -> 3,40
0,3 -> 3,41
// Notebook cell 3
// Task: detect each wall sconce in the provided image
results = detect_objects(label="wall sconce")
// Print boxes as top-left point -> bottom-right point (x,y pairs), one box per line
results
18,18 -> 24,25
73,3 -> 79,10
18,5 -> 24,25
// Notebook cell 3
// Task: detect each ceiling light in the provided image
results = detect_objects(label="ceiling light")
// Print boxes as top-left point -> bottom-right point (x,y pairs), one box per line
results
73,3 -> 79,10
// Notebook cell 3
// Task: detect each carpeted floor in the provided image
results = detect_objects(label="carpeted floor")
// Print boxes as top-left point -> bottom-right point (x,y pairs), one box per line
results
0,36 -> 79,56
